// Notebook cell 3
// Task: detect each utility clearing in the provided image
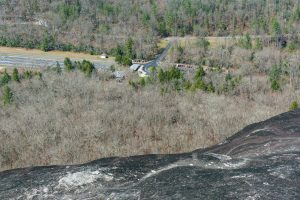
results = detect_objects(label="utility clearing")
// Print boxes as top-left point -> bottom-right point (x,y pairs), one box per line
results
0,47 -> 115,69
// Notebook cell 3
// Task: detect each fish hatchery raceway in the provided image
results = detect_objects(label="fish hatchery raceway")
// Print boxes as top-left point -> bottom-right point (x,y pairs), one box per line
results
0,47 -> 115,69
0,109 -> 300,199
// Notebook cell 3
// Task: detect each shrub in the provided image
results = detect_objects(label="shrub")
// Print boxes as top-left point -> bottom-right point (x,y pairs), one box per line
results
12,68 -> 20,82
192,66 -> 215,93
2,86 -> 13,105
287,42 -> 296,52
139,77 -> 146,87
24,70 -> 33,80
289,101 -> 299,111
218,74 -> 242,94
110,65 -> 116,72
53,62 -> 62,74
158,67 -> 183,83
183,80 -> 192,90
271,80 -> 281,91
269,65 -> 283,91
149,66 -> 157,75
36,72 -> 43,80
77,60 -> 95,77
194,66 -> 206,80
271,18 -> 281,35
128,80 -> 138,90
0,70 -> 11,86
113,38 -> 135,66
194,79 -> 207,90
64,57 -> 74,71
0,36 -> 7,46
254,38 -> 263,50
238,33 -> 252,49
197,38 -> 210,50
40,37 -> 50,52
206,82 -> 215,93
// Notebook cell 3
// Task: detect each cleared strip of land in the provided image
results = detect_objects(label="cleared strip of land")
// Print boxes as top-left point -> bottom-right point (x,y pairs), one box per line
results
0,47 -> 115,68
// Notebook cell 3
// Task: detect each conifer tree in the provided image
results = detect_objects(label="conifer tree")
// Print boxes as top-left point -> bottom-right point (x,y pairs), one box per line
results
2,86 -> 13,105
1,70 -> 11,86
64,57 -> 74,71
12,68 -> 20,82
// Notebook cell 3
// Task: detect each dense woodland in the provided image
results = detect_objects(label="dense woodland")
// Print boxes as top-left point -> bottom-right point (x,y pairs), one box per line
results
2,0 -> 300,58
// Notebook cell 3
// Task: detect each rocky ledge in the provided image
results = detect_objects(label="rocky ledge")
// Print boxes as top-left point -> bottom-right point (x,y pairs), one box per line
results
1,110 -> 300,199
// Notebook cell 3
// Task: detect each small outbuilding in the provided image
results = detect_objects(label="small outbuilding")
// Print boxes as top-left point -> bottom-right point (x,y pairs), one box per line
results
100,53 -> 108,59
130,64 -> 141,71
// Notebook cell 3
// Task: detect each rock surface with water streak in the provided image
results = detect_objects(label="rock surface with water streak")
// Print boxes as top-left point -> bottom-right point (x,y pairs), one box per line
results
0,110 -> 300,199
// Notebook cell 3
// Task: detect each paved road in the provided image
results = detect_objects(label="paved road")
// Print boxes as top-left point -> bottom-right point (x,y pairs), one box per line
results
143,39 -> 175,71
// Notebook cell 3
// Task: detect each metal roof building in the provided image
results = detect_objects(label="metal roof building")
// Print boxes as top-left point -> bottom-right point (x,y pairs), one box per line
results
130,64 -> 141,71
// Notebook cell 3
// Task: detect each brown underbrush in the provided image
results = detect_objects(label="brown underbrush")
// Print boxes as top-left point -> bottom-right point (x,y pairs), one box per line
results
0,70 -> 298,171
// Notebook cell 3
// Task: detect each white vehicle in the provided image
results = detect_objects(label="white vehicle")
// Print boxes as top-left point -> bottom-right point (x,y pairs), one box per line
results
100,53 -> 108,59
138,66 -> 149,77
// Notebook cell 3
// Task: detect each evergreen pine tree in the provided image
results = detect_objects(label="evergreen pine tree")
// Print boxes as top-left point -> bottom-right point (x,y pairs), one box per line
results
64,57 -> 74,71
2,86 -> 13,105
1,70 -> 11,86
254,38 -> 263,50
12,68 -> 20,82
271,18 -> 281,35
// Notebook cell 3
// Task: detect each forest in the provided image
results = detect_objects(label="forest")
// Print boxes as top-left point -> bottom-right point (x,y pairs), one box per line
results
1,0 -> 300,58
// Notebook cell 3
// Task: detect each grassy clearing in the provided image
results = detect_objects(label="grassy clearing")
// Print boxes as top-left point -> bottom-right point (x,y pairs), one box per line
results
0,47 -> 116,65
173,36 -> 236,49
0,47 -> 100,59
206,37 -> 237,48
158,39 -> 169,49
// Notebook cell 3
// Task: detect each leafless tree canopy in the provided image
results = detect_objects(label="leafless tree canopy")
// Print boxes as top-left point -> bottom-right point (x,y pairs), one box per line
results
0,70 -> 298,171
1,0 -> 300,55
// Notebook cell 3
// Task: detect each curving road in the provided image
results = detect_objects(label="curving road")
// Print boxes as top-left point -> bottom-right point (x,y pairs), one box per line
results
143,39 -> 175,72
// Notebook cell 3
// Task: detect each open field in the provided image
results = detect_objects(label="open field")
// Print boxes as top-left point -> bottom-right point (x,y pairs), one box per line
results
157,39 -> 169,49
162,36 -> 237,49
0,47 -> 116,69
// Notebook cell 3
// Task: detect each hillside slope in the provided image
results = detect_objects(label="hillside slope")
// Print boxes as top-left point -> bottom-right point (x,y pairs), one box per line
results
2,0 -> 300,57
1,110 -> 299,199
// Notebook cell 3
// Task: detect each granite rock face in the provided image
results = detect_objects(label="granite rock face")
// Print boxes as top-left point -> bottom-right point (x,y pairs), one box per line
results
1,110 -> 300,199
